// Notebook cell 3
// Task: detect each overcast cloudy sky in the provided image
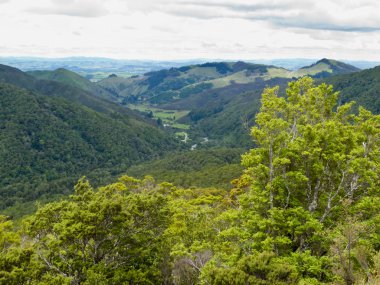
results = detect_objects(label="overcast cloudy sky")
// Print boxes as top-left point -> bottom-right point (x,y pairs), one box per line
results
1,0 -> 380,60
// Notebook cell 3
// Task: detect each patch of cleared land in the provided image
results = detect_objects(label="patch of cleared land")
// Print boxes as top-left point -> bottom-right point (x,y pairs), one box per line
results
128,104 -> 190,130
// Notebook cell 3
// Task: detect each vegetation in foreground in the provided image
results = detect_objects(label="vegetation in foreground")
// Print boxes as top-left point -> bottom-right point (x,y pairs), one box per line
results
1,78 -> 380,284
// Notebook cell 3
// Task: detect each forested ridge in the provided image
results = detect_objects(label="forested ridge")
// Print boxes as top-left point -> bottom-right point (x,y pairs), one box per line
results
0,82 -> 180,213
1,77 -> 380,284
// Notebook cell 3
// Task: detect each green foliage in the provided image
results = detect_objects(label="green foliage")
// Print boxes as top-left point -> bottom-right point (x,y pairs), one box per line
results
206,77 -> 380,284
0,177 -> 230,284
25,177 -> 173,284
126,148 -> 244,189
325,65 -> 380,114
0,83 -> 179,211
241,77 -> 380,222
27,68 -> 115,101
1,77 -> 380,285
0,215 -> 39,284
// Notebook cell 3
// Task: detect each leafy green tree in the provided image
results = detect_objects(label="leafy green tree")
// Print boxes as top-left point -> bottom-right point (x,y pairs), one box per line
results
0,215 -> 41,284
166,187 -> 227,284
241,77 -> 380,221
26,177 -> 172,284
206,77 -> 380,284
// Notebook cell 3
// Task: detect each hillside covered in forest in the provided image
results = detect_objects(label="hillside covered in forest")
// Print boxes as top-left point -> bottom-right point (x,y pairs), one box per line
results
0,65 -> 181,213
1,77 -> 380,284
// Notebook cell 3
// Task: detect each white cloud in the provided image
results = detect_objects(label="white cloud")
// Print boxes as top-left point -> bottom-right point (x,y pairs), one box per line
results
157,0 -> 380,32
27,0 -> 108,17
0,0 -> 379,60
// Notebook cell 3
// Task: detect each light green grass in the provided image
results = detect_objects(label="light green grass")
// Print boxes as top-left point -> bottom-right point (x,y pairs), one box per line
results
172,123 -> 190,130
175,132 -> 187,138
128,104 -> 190,130
205,71 -> 255,88
266,68 -> 293,79
205,67 -> 294,89
292,62 -> 332,77
179,66 -> 221,79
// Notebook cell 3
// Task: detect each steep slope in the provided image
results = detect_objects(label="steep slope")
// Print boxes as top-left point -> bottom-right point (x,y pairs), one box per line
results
0,83 -> 179,210
0,64 -> 141,117
324,65 -> 380,113
0,64 -> 37,89
179,78 -> 291,147
28,68 -> 116,101
99,75 -> 144,101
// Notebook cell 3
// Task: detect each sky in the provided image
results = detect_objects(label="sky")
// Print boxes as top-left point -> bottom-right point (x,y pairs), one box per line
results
1,0 -> 380,60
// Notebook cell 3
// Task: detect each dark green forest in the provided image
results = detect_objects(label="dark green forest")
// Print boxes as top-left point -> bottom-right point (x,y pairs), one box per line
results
0,83 -> 180,212
1,77 -> 380,284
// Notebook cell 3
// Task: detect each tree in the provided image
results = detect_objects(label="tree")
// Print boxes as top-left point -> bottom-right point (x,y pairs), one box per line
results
27,177 -> 173,284
146,110 -> 154,118
241,77 -> 380,223
0,215 -> 40,284
206,77 -> 380,284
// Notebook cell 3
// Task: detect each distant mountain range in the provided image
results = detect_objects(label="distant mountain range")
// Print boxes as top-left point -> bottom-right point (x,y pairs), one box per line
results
1,56 -> 378,81
0,57 -> 207,81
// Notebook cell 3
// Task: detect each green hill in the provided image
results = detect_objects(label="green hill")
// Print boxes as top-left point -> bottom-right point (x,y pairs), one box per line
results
96,62 -> 293,146
0,81 -> 179,212
97,61 -> 291,105
28,68 -> 116,101
176,58 -> 359,147
1,60 -> 368,213
0,64 -> 144,117
97,59 -> 359,106
0,64 -> 38,89
294,58 -> 360,78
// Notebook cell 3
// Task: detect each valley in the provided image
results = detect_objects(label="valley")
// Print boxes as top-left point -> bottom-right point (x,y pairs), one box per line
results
95,58 -> 361,147
1,57 -> 374,215
1,56 -> 380,284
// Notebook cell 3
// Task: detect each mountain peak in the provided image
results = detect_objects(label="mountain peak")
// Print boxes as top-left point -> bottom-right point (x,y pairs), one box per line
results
317,58 -> 333,64
297,58 -> 360,78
